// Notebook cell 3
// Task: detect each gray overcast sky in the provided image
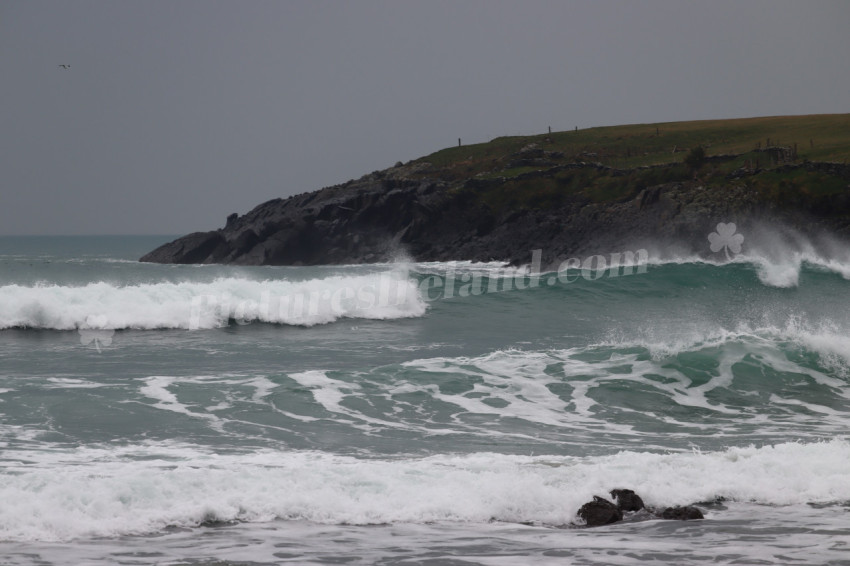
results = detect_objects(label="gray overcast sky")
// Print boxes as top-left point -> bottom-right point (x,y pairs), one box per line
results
1,0 -> 848,235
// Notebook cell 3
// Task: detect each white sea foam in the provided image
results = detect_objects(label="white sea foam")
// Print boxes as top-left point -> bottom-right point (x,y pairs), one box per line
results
138,376 -> 223,425
0,440 -> 849,541
287,371 -> 458,435
136,374 -> 281,421
277,321 -> 850,445
641,252 -> 850,288
643,225 -> 850,287
602,316 -> 850,373
43,378 -> 111,389
0,269 -> 426,330
399,348 -> 738,435
411,260 -> 529,279
402,351 -> 645,429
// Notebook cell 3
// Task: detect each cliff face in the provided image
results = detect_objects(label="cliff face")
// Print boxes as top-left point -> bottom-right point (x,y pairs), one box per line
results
141,162 -> 492,265
139,158 -> 850,268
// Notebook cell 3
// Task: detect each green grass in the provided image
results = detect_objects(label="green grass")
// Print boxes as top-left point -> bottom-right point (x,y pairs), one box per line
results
413,114 -> 850,213
418,114 -> 849,175
746,168 -> 849,198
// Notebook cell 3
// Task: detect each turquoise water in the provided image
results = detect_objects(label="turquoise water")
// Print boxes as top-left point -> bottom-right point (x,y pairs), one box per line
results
1,235 -> 850,564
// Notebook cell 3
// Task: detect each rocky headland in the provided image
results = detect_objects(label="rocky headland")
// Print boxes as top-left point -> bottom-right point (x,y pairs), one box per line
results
141,115 -> 850,267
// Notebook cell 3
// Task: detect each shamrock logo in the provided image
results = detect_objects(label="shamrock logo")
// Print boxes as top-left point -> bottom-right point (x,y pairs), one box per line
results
78,315 -> 115,353
708,222 -> 744,260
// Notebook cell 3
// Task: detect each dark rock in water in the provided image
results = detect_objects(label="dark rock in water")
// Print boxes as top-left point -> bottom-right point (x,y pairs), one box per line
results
610,488 -> 645,512
578,496 -> 623,527
573,490 -> 709,528
660,506 -> 704,520
141,231 -> 227,264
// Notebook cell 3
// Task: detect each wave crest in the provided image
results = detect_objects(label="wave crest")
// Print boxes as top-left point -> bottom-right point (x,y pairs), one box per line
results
645,224 -> 850,287
0,270 -> 426,330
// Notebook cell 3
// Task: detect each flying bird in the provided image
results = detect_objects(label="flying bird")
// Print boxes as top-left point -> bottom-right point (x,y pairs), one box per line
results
58,64 -> 70,69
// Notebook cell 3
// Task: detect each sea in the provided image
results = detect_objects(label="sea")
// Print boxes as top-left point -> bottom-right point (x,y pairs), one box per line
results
1,231 -> 850,565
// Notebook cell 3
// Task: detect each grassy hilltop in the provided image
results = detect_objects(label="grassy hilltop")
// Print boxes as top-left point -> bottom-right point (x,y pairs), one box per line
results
404,114 -> 850,213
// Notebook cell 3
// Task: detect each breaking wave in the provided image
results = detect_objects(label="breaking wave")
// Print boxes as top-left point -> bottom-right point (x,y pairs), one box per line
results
0,270 -> 426,330
1,440 -> 848,541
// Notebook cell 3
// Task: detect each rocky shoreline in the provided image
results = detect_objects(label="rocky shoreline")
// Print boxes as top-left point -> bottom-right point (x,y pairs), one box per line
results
140,149 -> 850,268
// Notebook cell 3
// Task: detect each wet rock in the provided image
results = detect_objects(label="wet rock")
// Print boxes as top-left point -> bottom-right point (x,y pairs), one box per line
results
660,506 -> 704,520
578,496 -> 623,527
610,489 -> 645,512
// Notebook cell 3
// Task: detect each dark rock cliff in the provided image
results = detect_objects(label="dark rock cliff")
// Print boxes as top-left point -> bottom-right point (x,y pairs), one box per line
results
140,160 -> 850,267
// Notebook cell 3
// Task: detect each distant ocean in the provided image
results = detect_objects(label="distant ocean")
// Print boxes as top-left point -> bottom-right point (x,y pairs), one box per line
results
1,233 -> 850,565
